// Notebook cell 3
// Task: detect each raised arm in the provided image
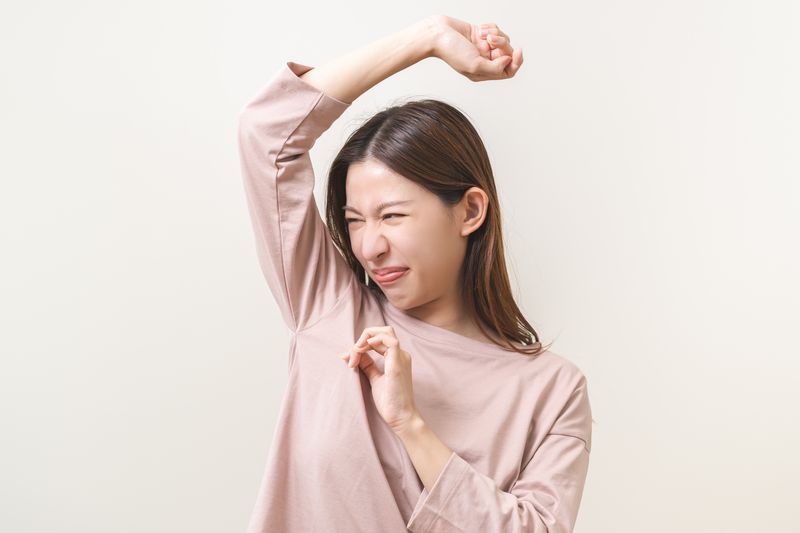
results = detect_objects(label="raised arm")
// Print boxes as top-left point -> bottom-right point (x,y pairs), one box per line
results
297,17 -> 438,104
236,19 -> 441,334
236,15 -> 523,335
299,14 -> 524,102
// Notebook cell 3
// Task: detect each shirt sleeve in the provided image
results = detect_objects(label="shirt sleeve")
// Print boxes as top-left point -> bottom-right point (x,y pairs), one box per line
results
237,60 -> 354,333
406,377 -> 593,533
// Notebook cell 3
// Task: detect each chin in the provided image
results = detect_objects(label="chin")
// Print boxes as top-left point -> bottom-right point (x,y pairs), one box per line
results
382,292 -> 408,309
391,293 -> 425,312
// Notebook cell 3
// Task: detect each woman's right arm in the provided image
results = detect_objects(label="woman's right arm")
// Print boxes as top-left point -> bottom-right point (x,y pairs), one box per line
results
299,15 -> 523,103
237,16 -> 521,336
236,19 -> 441,335
298,17 -> 441,104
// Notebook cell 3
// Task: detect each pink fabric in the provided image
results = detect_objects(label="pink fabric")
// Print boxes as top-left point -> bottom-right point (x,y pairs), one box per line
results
237,60 -> 593,533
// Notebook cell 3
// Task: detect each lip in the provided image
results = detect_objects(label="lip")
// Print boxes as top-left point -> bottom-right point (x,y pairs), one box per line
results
372,268 -> 409,285
372,266 -> 408,275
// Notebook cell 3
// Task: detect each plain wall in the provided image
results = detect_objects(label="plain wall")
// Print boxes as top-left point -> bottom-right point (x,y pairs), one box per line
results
1,1 -> 798,531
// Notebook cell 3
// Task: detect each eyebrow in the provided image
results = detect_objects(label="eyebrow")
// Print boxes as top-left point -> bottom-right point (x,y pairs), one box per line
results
342,200 -> 413,216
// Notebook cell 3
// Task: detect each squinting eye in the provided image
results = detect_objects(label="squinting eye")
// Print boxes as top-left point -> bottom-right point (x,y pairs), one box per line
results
345,214 -> 405,224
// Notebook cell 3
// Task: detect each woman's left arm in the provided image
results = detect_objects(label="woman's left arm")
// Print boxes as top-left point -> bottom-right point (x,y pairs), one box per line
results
400,378 -> 593,533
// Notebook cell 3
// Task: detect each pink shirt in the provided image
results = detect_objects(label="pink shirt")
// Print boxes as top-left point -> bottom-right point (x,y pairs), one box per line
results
237,60 -> 593,533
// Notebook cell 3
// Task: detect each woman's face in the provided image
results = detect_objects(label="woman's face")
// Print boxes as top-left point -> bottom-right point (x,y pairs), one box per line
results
344,158 -> 485,311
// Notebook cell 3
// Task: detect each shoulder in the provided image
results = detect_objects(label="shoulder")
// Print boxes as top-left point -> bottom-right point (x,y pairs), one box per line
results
527,347 -> 588,386
539,350 -> 593,451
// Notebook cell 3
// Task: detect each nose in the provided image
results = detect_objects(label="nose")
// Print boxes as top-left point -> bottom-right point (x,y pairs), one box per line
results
359,221 -> 389,263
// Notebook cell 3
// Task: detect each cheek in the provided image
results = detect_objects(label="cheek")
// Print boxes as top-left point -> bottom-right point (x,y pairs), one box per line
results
411,224 -> 461,270
392,227 -> 419,251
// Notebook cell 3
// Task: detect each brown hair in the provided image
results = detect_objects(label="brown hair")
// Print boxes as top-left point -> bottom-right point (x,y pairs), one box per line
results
324,98 -> 552,357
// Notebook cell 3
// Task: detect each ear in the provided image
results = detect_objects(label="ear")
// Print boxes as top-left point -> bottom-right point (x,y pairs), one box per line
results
458,187 -> 489,238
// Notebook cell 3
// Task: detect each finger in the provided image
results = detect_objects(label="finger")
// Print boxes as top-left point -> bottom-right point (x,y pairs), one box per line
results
352,330 -> 370,353
349,328 -> 380,363
357,350 -> 382,380
347,335 -> 382,368
354,325 -> 395,342
343,346 -> 364,369
476,34 -> 492,57
382,342 -> 408,376
346,330 -> 368,368
348,326 -> 398,368
349,345 -> 362,368
362,333 -> 399,358
365,334 -> 389,356
343,346 -> 378,372
478,27 -> 514,63
486,34 -> 514,57
341,338 -> 389,374
476,54 -> 514,78
356,348 -> 375,368
479,25 -> 511,44
350,332 -> 394,368
353,326 -> 395,352
505,47 -> 524,77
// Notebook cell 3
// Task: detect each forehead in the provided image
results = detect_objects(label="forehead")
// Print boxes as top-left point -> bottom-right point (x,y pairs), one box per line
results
345,159 -> 422,200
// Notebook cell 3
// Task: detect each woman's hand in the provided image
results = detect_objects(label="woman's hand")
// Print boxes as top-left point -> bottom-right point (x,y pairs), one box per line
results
341,326 -> 419,435
428,15 -> 523,81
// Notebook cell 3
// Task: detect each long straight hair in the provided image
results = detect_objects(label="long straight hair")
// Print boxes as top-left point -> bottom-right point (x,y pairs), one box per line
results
324,98 -> 552,356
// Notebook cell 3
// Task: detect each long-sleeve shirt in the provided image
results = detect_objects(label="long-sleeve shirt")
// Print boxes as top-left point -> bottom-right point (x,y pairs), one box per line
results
237,60 -> 593,533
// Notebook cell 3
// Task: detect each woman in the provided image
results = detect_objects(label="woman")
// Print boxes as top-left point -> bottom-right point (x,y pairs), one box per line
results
237,14 -> 592,533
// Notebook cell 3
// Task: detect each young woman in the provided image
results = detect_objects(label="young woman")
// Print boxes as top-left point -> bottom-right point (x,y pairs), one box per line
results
237,15 -> 593,533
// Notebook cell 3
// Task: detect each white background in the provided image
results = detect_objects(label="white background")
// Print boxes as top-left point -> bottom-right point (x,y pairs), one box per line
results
2,1 -> 798,531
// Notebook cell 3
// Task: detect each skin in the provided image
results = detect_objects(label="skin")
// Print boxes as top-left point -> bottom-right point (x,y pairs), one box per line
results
343,157 -> 490,340
304,15 -> 523,493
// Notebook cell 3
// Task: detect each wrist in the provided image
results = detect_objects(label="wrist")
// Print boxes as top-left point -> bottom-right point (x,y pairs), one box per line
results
394,412 -> 426,441
413,16 -> 444,60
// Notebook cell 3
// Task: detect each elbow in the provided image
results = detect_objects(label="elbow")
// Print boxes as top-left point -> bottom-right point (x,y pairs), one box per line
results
237,105 -> 255,136
237,98 -> 269,137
